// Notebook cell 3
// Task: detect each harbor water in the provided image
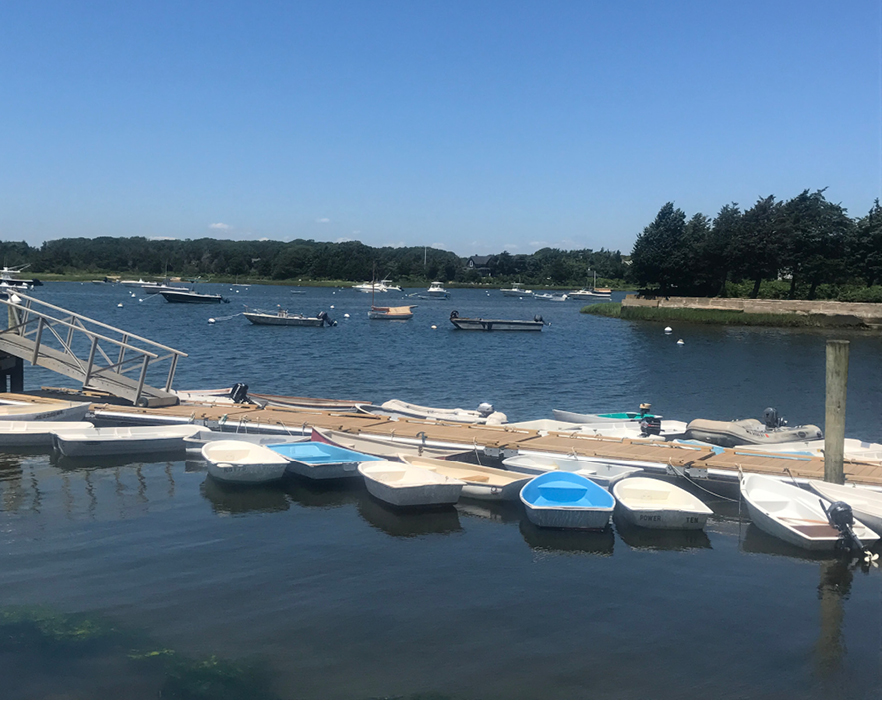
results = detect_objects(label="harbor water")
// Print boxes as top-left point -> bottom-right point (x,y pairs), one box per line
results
1,282 -> 881,698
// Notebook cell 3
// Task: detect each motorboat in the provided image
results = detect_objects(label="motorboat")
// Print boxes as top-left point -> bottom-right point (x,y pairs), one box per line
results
808,480 -> 882,534
52,424 -> 204,457
358,460 -> 465,507
400,455 -> 532,502
202,440 -> 291,484
311,427 -> 464,460
0,421 -> 94,447
368,305 -> 415,320
612,476 -> 713,530
360,398 -> 507,425
552,403 -> 659,425
520,471 -> 615,530
500,283 -> 532,297
425,282 -> 449,298
0,264 -> 41,287
0,400 -> 91,423
686,408 -> 822,447
532,292 -> 569,302
244,308 -> 335,327
184,429 -> 307,456
568,273 -> 612,300
739,472 -> 878,552
352,279 -> 402,293
502,452 -> 640,487
160,290 -> 229,304
449,310 -> 546,331
266,441 -> 383,480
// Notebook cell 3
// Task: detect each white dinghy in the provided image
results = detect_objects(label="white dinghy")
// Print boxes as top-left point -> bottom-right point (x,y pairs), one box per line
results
184,429 -> 306,456
401,455 -> 532,502
311,427 -> 464,460
612,477 -> 713,530
358,460 -> 465,508
52,424 -> 204,457
808,480 -> 882,534
0,400 -> 91,423
501,452 -> 640,487
0,421 -> 94,447
202,440 -> 291,484
740,472 -> 879,552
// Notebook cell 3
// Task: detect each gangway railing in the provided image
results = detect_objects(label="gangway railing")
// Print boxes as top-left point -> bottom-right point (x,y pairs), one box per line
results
0,292 -> 187,406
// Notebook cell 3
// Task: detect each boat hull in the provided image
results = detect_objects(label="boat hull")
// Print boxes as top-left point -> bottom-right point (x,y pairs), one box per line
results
0,401 -> 91,423
686,418 -> 823,447
612,478 -> 713,530
523,503 -> 612,530
0,421 -> 94,447
160,291 -> 227,303
207,461 -> 288,484
363,475 -> 463,507
53,425 -> 202,457
244,313 -> 326,326
450,317 -> 544,331
520,471 -> 615,530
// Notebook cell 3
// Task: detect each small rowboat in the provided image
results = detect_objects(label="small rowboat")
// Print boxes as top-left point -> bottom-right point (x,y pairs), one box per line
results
267,441 -> 382,480
202,440 -> 291,484
520,471 -> 615,530
808,480 -> 882,534
0,421 -> 93,447
0,400 -> 91,423
449,310 -> 546,331
612,477 -> 713,530
501,453 -> 639,487
358,460 -> 465,507
244,309 -> 335,327
52,424 -> 204,457
368,305 -> 416,320
740,472 -> 879,551
311,427 -> 462,460
400,455 -> 532,502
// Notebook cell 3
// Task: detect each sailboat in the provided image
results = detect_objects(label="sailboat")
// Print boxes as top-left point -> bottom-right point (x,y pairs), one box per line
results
367,265 -> 415,320
568,272 -> 612,300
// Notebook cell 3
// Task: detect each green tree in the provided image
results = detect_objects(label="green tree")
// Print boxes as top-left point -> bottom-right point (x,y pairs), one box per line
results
630,202 -> 688,294
729,195 -> 782,298
847,199 -> 882,287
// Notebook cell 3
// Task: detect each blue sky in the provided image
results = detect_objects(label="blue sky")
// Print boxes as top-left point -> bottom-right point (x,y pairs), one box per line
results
1,0 -> 879,256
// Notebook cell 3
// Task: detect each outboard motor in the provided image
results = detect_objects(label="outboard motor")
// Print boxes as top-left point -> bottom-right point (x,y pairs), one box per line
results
639,417 -> 662,436
533,315 -> 544,323
318,311 -> 336,327
823,500 -> 866,553
762,407 -> 784,430
229,383 -> 250,404
476,402 -> 495,418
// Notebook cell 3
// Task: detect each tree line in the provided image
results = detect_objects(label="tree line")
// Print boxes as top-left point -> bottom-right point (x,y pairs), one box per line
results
630,190 -> 882,300
0,236 -> 627,287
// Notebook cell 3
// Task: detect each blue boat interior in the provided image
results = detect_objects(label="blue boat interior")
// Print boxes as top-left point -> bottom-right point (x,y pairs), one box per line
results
267,441 -> 381,465
521,472 -> 614,508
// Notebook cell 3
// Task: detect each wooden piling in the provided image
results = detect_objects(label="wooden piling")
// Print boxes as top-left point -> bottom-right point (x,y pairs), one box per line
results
824,339 -> 849,484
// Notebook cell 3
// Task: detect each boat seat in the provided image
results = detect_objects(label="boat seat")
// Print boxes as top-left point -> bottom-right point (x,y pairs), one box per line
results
461,474 -> 490,482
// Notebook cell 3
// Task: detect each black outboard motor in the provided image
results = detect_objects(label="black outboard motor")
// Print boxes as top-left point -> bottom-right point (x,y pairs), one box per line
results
762,407 -> 784,430
823,500 -> 866,553
639,417 -> 662,436
229,383 -> 250,404
318,311 -> 336,327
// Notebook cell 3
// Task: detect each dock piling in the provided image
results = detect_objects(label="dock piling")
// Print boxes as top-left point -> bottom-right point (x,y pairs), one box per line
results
824,339 -> 849,484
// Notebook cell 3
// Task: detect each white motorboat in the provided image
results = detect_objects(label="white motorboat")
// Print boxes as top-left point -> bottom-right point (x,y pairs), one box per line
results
184,429 -> 307,456
739,472 -> 878,551
352,279 -> 401,293
0,421 -> 94,447
425,282 -> 449,298
202,440 -> 291,484
266,441 -> 383,479
363,398 -> 507,425
244,308 -> 335,327
520,471 -> 615,530
500,283 -> 532,297
160,289 -> 229,304
368,304 -> 415,320
808,480 -> 882,534
311,427 -> 465,460
0,400 -> 91,423
502,452 -> 640,487
532,292 -> 569,302
449,311 -> 546,331
401,455 -> 532,502
358,460 -> 465,507
52,424 -> 204,457
612,476 -> 713,530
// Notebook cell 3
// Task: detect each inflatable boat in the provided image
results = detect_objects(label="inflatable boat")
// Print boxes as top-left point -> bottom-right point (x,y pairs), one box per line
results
685,407 -> 822,448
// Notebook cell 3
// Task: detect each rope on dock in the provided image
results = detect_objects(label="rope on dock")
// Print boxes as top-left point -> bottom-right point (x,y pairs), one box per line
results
667,460 -> 739,502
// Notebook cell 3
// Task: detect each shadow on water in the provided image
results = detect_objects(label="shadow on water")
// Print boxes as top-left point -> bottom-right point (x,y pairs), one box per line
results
518,519 -> 615,556
356,493 -> 463,538
51,449 -> 186,472
283,474 -> 363,509
200,477 -> 291,516
613,514 -> 712,551
0,605 -> 274,699
455,497 -> 524,524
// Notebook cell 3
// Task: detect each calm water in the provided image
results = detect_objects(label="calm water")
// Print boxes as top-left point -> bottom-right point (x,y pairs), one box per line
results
1,282 -> 881,698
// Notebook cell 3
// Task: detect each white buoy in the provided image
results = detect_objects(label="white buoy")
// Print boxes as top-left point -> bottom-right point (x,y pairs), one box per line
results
664,326 -> 672,334
330,305 -> 335,309
208,318 -> 216,324
343,313 -> 350,318
131,292 -> 135,297
677,338 -> 684,345
431,325 -> 437,329
138,298 -> 143,302
117,303 -> 123,308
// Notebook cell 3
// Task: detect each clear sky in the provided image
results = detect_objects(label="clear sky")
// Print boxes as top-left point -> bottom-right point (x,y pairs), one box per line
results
1,0 -> 879,257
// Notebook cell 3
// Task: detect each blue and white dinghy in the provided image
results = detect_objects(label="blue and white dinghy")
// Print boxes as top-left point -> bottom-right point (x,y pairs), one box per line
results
520,471 -> 615,530
267,441 -> 383,479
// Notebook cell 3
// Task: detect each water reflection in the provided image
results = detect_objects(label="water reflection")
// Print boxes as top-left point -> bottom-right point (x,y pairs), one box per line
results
52,450 -> 185,472
814,558 -> 853,683
739,523 -> 836,563
455,497 -> 524,524
284,475 -> 362,510
613,515 -> 712,551
519,520 -> 615,556
357,494 -> 463,538
200,477 -> 290,515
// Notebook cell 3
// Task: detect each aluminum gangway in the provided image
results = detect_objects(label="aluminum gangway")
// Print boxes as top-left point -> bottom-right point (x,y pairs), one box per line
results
0,292 -> 186,407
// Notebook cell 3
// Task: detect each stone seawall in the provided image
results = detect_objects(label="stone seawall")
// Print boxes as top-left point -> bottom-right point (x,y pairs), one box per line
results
622,295 -> 882,327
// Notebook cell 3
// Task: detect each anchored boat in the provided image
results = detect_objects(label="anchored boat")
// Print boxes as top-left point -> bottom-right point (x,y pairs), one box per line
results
244,308 -> 335,327
449,310 -> 546,331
